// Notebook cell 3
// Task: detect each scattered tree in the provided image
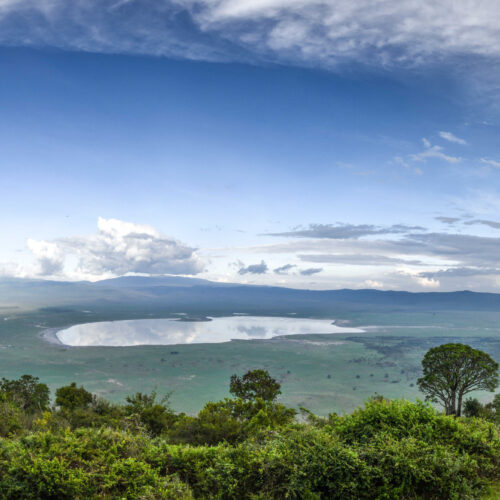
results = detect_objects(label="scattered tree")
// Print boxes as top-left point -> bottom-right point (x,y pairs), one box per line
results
230,369 -> 281,402
417,343 -> 499,416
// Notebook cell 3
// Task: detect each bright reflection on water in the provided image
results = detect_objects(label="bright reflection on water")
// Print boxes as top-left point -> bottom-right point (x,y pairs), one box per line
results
57,316 -> 362,346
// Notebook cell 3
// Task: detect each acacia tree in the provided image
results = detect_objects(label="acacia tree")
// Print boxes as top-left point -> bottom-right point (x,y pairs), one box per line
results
417,343 -> 498,416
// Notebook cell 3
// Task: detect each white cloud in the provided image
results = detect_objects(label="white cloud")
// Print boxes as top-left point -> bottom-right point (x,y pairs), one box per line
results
397,267 -> 440,288
364,279 -> 383,289
27,239 -> 65,276
0,261 -> 25,278
415,276 -> 440,288
5,217 -> 204,280
439,131 -> 467,145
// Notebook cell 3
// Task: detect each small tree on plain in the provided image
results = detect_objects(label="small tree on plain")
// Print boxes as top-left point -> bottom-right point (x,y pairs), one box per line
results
230,369 -> 281,402
417,343 -> 498,416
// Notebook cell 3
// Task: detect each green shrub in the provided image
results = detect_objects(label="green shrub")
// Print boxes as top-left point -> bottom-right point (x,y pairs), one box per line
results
0,400 -> 24,437
169,397 -> 296,446
0,428 -> 192,499
125,391 -> 176,437
0,378 -> 498,499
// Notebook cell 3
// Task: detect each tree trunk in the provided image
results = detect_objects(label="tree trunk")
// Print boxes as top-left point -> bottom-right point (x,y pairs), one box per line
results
457,393 -> 463,417
447,394 -> 456,416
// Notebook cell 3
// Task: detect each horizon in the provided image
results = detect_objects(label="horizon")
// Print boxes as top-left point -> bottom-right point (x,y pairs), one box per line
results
2,2 -> 500,292
3,273 -> 499,296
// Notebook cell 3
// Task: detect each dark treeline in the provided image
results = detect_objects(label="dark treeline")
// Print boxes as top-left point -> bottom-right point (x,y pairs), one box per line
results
0,349 -> 499,499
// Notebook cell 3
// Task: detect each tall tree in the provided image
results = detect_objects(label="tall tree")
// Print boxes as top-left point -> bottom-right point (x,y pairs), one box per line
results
417,343 -> 498,416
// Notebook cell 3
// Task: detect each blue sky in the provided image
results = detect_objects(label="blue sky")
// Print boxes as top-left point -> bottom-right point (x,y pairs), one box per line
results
1,1 -> 500,291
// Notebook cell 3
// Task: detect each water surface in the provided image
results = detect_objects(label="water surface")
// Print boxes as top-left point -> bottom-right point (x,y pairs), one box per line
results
57,316 -> 362,346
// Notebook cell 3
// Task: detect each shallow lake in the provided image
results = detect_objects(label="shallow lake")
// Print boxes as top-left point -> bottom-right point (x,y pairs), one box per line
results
57,316 -> 362,346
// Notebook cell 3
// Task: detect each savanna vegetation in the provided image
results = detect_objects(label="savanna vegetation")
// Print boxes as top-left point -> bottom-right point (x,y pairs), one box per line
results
0,344 -> 499,499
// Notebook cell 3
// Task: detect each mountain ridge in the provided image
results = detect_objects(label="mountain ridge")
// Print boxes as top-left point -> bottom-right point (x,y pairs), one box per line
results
2,275 -> 500,313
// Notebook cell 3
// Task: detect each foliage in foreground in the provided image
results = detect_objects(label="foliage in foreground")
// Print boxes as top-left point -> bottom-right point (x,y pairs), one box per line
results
0,368 -> 499,499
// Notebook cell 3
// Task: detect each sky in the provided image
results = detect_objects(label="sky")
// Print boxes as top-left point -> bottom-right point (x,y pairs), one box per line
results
1,0 -> 500,291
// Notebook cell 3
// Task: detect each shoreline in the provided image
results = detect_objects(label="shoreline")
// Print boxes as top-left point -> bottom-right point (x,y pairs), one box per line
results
39,327 -> 66,346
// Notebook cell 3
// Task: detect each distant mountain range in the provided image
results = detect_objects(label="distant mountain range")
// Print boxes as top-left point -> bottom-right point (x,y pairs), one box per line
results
2,276 -> 500,314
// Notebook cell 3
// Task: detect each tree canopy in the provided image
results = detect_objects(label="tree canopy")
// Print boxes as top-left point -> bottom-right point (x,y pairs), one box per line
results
417,343 -> 499,416
0,375 -> 50,413
229,369 -> 281,402
56,382 -> 93,410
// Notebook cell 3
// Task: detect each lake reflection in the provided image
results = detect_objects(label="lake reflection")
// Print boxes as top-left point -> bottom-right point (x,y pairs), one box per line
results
57,316 -> 362,346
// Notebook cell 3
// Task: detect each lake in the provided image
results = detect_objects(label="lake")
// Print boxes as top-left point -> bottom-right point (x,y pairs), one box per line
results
56,316 -> 363,346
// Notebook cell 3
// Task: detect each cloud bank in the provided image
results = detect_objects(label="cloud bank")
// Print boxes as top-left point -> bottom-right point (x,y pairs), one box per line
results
251,218 -> 500,291
16,217 -> 203,280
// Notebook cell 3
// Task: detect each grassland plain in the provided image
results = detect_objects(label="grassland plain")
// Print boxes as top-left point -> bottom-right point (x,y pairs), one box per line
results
1,306 -> 499,415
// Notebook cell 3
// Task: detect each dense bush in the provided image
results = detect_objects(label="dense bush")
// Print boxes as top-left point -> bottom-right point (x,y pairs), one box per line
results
0,372 -> 499,498
0,428 -> 192,499
169,397 -> 296,445
0,400 -> 24,437
151,401 -> 499,499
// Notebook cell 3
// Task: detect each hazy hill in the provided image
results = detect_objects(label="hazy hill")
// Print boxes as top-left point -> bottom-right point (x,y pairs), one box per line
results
2,276 -> 500,314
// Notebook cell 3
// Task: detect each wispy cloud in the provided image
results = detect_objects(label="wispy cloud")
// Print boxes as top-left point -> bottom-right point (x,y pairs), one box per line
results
439,131 -> 467,145
299,254 -> 423,266
464,219 -> 500,229
481,158 -> 500,168
300,267 -> 322,276
420,267 -> 500,278
267,223 -> 424,240
411,140 -> 462,164
435,216 -> 461,225
1,1 -> 500,80
273,263 -> 295,275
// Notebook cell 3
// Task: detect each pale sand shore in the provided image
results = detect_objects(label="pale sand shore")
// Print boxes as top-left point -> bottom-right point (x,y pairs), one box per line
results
39,327 -> 66,346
